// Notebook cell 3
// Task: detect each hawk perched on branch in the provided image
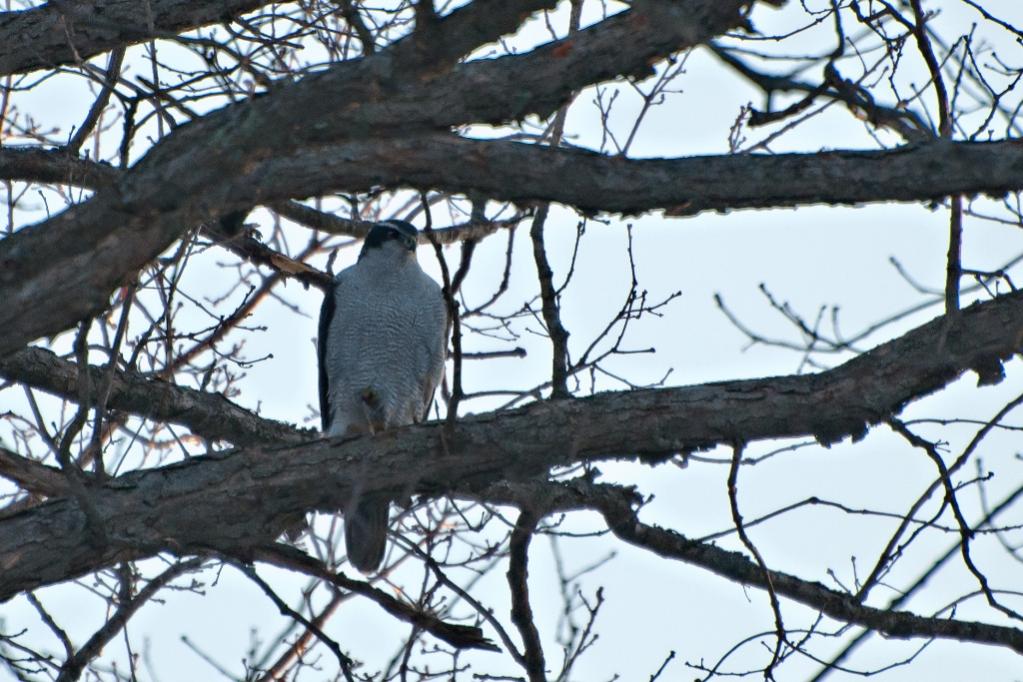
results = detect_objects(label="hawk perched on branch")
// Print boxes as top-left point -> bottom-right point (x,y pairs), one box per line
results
318,219 -> 449,572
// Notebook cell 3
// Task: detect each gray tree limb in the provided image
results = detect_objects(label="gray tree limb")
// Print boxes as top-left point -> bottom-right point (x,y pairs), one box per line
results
3,133 -> 1022,359
0,445 -> 68,497
0,0 -> 271,77
0,288 -> 1020,605
257,135 -> 1023,215
4,137 -> 1021,218
0,0 -> 748,358
0,346 -> 308,446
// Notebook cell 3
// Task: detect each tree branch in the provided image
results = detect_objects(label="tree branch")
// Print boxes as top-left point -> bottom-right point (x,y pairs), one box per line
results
451,465 -> 1023,669
5,137 -> 1021,223
0,347 -> 308,446
0,147 -> 119,187
269,200 -> 516,245
0,0 -> 749,357
55,557 -> 205,681
507,512 -> 547,682
0,445 -> 69,498
0,289 -> 1020,603
590,483 -> 1023,655
265,135 -> 1023,217
251,544 -> 500,653
0,0 -> 271,77
475,475 -> 1023,655
7,133 -> 1021,360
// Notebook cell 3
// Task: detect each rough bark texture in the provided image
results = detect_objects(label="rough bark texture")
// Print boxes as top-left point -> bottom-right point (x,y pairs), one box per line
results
8,138 -> 1021,217
0,0 -> 748,359
0,0 -> 270,76
3,136 -> 1022,359
0,147 -> 120,188
3,0 -> 1021,674
0,347 -> 308,446
252,136 -> 1023,215
1,287 -> 1020,603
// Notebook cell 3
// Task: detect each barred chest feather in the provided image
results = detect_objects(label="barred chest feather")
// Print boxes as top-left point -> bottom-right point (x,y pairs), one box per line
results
322,252 -> 447,437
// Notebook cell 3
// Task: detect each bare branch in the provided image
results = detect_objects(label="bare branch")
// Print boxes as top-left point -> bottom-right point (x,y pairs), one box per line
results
56,558 -> 205,681
507,512 -> 547,682
1,288 -> 1021,600
0,346 -> 308,446
0,0 -> 752,357
0,0 -> 271,77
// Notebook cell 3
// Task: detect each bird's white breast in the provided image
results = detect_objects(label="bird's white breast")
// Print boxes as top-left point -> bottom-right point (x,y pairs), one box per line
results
324,253 -> 447,436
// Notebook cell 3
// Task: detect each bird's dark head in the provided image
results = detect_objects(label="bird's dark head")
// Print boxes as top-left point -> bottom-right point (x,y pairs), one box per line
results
361,220 -> 418,259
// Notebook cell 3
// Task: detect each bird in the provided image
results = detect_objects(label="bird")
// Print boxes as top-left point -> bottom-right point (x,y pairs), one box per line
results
318,219 -> 449,573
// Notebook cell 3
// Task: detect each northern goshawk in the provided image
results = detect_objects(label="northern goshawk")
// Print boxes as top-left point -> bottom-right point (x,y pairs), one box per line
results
318,219 -> 448,572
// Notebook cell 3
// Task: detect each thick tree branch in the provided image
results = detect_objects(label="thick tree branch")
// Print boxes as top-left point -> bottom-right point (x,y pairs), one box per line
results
0,347 -> 307,447
0,147 -> 119,187
0,0 -> 270,77
5,137 -> 1020,223
0,445 -> 69,498
262,135 -> 1023,217
3,135 -> 1021,358
402,0 -> 559,70
251,1 -> 747,139
0,289 -> 1020,604
0,0 -> 748,357
5,0 -> 1020,675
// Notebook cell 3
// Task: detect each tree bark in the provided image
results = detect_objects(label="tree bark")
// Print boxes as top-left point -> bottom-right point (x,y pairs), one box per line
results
0,347 -> 308,446
4,136 -> 1022,359
0,0 -> 271,76
1,288 -> 1020,602
0,0 -> 749,358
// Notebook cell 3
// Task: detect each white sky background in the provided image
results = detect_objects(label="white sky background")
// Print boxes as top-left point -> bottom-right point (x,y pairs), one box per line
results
2,0 -> 1023,680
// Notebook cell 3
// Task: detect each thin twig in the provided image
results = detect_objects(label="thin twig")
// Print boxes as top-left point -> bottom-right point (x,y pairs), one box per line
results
229,559 -> 356,682
728,444 -> 786,678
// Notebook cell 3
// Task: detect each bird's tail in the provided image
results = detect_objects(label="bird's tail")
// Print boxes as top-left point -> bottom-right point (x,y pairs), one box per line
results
344,496 -> 390,573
